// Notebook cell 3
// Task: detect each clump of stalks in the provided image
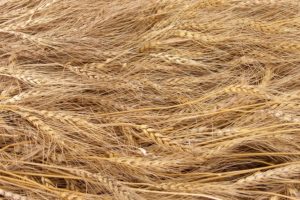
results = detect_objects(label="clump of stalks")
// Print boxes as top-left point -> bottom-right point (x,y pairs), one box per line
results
0,0 -> 299,199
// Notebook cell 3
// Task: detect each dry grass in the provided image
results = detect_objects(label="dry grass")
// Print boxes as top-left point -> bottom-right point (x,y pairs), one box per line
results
0,0 -> 299,199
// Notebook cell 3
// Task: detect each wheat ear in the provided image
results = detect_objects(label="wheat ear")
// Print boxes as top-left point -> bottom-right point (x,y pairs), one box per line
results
60,192 -> 83,200
139,41 -> 162,52
235,164 -> 300,187
169,30 -> 229,42
1,87 -> 19,98
0,188 -> 27,200
196,0 -> 227,8
280,91 -> 300,101
164,77 -> 202,85
237,0 -> 296,7
31,109 -> 96,128
224,85 -> 272,99
82,62 -> 106,71
269,101 -> 300,110
183,127 -> 244,141
0,29 -> 51,46
202,139 -> 240,159
213,128 -> 242,137
150,52 -> 205,67
1,90 -> 43,104
269,196 -> 279,200
3,70 -> 46,85
15,110 -> 63,144
157,182 -> 197,192
33,0 -> 59,12
274,42 -> 300,52
104,156 -> 179,169
65,64 -> 113,80
288,187 -> 300,197
176,21 -> 219,31
263,109 -> 300,123
40,177 -> 55,188
139,125 -> 189,152
65,64 -> 138,90
235,19 -> 289,33
8,0 -> 60,29
69,169 -> 143,200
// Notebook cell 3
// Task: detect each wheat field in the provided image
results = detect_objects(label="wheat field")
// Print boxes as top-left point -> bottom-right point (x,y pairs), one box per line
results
0,0 -> 299,199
